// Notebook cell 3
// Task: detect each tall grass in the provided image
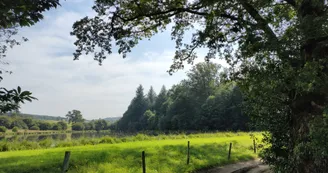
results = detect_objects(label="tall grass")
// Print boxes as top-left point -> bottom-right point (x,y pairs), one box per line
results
0,132 -> 261,152
0,133 -> 260,173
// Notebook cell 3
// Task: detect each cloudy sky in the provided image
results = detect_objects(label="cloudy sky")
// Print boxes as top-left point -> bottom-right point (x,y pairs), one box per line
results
2,0 -> 226,119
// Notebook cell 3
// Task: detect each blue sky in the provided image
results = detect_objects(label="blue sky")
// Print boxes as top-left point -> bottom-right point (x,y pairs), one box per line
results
2,0 -> 226,119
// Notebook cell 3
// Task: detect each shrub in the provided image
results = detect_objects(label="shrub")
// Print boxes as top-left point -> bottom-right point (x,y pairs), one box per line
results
0,126 -> 6,132
12,127 -> 19,132
39,122 -> 53,130
57,121 -> 68,130
11,119 -> 28,129
30,125 -> 40,130
39,138 -> 52,148
72,122 -> 84,131
52,124 -> 61,130
0,116 -> 11,128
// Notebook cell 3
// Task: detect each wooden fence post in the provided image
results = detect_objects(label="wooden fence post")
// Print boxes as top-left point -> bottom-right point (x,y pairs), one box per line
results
187,141 -> 190,165
253,139 -> 256,153
142,151 -> 146,173
228,143 -> 232,160
62,151 -> 71,173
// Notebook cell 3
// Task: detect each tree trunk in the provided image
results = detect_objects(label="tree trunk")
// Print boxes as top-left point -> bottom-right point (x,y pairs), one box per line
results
290,1 -> 328,172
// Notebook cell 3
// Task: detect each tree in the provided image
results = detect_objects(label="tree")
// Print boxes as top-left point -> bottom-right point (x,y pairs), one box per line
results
66,110 -> 84,124
22,118 -> 35,129
57,121 -> 68,130
154,85 -> 167,115
11,119 -> 28,129
95,119 -> 107,132
72,1 -> 328,172
146,86 -> 157,110
72,122 -> 84,131
38,122 -> 52,130
142,110 -> 156,130
117,85 -> 148,131
187,62 -> 221,104
84,121 -> 95,130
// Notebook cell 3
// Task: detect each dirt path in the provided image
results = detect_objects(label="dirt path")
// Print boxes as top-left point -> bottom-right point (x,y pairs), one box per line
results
196,159 -> 271,173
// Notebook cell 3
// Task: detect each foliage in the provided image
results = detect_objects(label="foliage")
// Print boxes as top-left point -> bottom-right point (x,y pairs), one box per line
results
22,118 -> 35,129
0,1 -> 59,114
0,0 -> 60,28
38,122 -> 52,130
84,121 -> 95,130
11,119 -> 28,129
146,86 -> 157,110
72,122 -> 85,131
11,127 -> 18,132
115,62 -> 249,132
0,87 -> 37,113
66,110 -> 84,124
0,116 -> 11,128
0,126 -> 6,133
117,85 -> 148,131
95,119 -> 108,132
29,125 -> 39,130
57,121 -> 68,130
72,0 -> 328,171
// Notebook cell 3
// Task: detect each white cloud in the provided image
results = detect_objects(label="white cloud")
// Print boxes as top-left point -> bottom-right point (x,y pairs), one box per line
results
1,1 -> 228,120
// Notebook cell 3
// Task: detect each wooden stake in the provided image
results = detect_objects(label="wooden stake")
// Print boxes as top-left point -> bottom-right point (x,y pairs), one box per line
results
228,143 -> 232,160
62,151 -> 71,173
142,151 -> 146,173
187,141 -> 190,164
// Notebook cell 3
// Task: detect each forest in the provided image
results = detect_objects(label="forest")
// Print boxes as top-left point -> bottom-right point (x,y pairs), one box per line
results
115,62 -> 250,131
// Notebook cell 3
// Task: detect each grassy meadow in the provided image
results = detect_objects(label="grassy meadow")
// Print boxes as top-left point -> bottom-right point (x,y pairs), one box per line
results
0,132 -> 261,173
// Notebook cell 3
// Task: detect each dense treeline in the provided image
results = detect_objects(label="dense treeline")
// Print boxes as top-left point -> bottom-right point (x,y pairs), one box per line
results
115,62 -> 250,132
5,113 -> 66,121
65,110 -> 111,132
0,115 -> 68,132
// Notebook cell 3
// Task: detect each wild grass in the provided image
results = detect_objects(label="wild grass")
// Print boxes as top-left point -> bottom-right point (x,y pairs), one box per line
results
0,132 -> 260,173
0,132 -> 260,152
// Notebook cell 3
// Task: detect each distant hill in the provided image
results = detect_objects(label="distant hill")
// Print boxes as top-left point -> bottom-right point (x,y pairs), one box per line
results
103,117 -> 121,122
5,113 -> 66,121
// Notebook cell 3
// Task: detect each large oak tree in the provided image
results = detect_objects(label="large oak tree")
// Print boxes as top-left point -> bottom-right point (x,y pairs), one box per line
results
71,0 -> 328,172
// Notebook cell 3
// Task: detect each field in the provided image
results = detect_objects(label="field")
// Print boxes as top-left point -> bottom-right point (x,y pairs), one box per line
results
0,132 -> 260,173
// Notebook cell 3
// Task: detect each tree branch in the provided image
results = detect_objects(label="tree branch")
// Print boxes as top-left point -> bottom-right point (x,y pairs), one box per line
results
238,0 -> 279,44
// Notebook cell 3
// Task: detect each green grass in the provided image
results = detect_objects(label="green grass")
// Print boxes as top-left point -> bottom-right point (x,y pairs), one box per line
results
0,133 -> 260,173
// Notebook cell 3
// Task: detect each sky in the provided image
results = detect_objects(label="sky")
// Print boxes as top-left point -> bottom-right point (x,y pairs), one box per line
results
1,0 -> 227,120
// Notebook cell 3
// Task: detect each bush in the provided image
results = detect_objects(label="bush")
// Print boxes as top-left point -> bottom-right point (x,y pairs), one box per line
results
39,122 -> 53,130
72,122 -> 84,131
30,125 -> 40,130
0,116 -> 11,128
11,119 -> 28,129
39,138 -> 52,148
57,121 -> 68,130
52,124 -> 61,130
0,126 -> 6,132
12,127 -> 18,132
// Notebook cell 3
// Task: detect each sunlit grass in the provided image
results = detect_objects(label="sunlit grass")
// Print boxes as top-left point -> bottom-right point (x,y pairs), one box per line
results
0,132 -> 261,173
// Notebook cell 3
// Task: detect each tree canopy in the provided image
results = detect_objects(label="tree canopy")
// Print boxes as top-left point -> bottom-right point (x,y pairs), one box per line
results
66,110 -> 84,124
115,62 -> 249,132
72,0 -> 328,172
